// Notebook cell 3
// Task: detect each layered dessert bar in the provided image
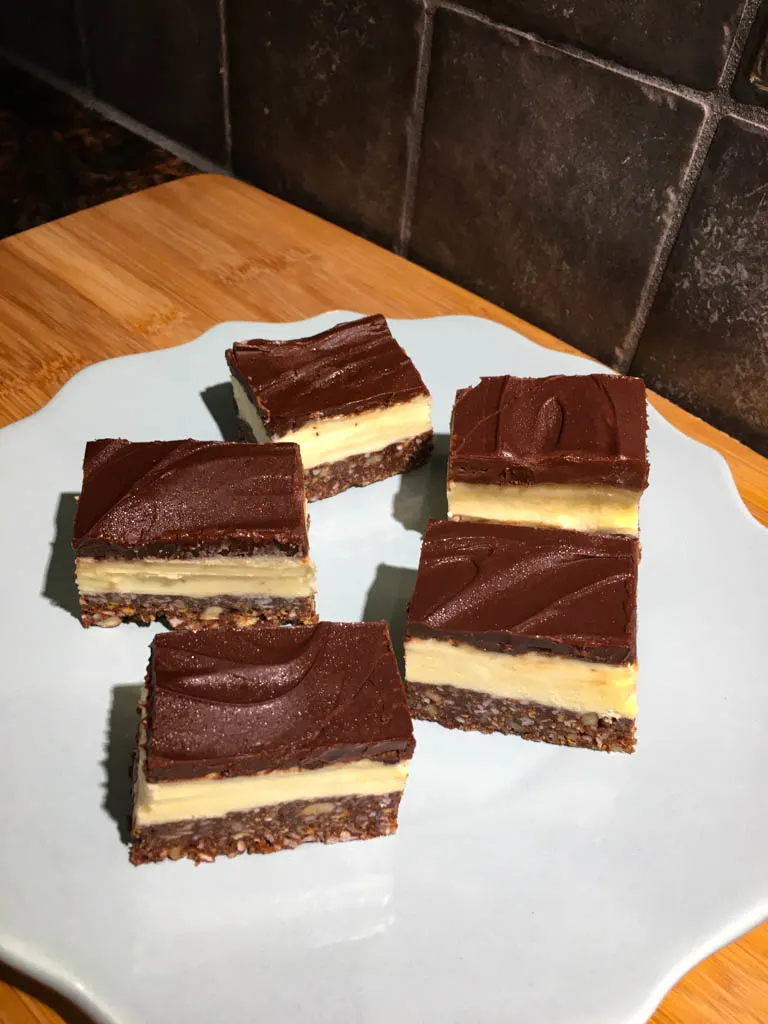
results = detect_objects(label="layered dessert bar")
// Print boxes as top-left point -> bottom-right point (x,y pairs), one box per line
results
130,622 -> 415,863
226,314 -> 433,500
404,519 -> 639,753
447,374 -> 649,534
73,439 -> 316,629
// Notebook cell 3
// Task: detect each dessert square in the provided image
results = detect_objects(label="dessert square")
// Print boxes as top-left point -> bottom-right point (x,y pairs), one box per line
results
447,374 -> 649,535
226,314 -> 433,500
130,622 -> 416,864
72,439 -> 316,629
404,519 -> 639,753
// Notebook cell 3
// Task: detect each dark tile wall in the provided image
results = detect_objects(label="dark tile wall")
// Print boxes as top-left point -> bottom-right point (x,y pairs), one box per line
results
631,118 -> 768,454
409,11 -> 705,365
1,0 -> 767,453
466,0 -> 746,90
80,0 -> 227,163
0,0 -> 86,84
227,0 -> 423,249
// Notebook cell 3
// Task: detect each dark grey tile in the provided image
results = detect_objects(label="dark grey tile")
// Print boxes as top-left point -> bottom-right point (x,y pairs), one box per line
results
408,10 -> 705,365
81,0 -> 226,162
467,0 -> 746,90
631,118 -> 768,455
228,0 -> 422,249
732,2 -> 768,108
0,0 -> 86,83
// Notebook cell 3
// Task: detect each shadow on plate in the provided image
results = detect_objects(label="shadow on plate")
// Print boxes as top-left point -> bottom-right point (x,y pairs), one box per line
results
42,492 -> 80,620
0,959 -> 95,1024
363,564 -> 418,677
102,683 -> 142,847
201,382 -> 239,441
392,433 -> 449,535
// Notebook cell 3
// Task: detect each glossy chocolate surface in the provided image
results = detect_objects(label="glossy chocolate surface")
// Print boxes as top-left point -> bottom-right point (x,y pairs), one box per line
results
407,519 -> 638,664
73,439 -> 308,558
449,374 -> 649,488
145,622 -> 415,781
226,314 -> 430,435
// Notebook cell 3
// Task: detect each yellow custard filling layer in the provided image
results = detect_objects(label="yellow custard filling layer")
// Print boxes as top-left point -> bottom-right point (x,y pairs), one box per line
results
76,554 -> 316,598
135,756 -> 411,826
405,637 -> 636,718
232,375 -> 431,470
447,481 -> 641,535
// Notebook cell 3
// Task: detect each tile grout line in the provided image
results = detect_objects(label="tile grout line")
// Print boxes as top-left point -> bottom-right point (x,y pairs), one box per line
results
395,0 -> 435,256
438,0 -> 716,106
218,0 -> 233,172
440,1 -> 768,128
717,0 -> 763,92
727,97 -> 768,129
710,0 -> 768,129
0,48 -> 230,176
613,109 -> 720,371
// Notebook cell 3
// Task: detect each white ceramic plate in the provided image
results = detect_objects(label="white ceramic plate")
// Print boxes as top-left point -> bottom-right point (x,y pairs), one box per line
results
1,313 -> 766,1024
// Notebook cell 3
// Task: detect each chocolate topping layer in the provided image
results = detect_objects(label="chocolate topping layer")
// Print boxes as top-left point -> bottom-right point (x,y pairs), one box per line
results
226,314 -> 430,436
407,520 -> 638,664
449,374 -> 649,488
145,622 -> 415,781
73,439 -> 308,559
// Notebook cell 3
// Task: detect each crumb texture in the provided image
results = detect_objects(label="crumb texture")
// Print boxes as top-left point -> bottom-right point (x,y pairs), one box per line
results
304,431 -> 433,500
130,790 -> 402,864
79,592 -> 317,629
406,681 -> 635,753
239,422 -> 433,500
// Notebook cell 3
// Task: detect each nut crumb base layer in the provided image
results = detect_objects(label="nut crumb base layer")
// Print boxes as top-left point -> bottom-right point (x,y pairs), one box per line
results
238,421 -> 433,500
79,592 -> 317,629
406,681 -> 635,753
130,791 -> 403,864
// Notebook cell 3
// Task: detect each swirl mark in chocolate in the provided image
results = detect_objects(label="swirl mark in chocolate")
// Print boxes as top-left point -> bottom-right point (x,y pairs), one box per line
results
450,374 -> 648,488
226,314 -> 430,435
72,439 -> 308,558
146,623 -> 414,781
407,520 -> 638,664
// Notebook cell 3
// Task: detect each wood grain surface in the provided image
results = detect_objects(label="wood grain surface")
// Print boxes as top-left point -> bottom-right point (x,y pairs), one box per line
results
0,173 -> 765,1024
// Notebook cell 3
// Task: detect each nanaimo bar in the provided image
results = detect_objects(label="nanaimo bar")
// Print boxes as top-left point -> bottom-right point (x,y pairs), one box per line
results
226,314 -> 433,500
130,623 -> 415,863
447,374 -> 649,535
72,439 -> 316,629
404,519 -> 639,753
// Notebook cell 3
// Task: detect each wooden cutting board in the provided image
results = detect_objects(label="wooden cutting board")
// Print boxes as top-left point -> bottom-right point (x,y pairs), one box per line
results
0,173 -> 765,1024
